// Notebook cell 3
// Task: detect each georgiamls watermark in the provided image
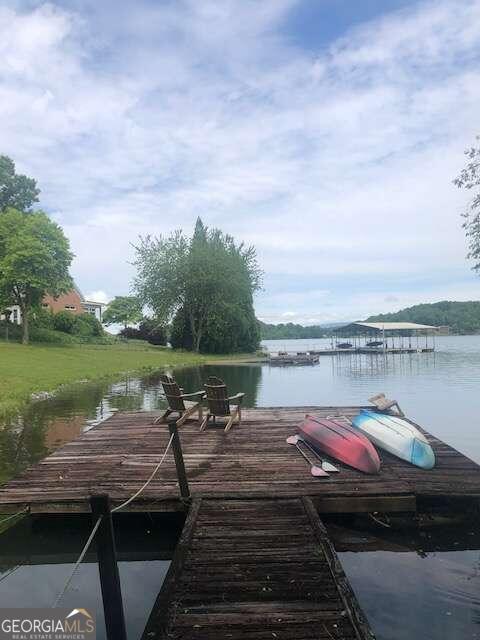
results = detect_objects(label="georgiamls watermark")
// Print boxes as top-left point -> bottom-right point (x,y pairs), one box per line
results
0,608 -> 96,639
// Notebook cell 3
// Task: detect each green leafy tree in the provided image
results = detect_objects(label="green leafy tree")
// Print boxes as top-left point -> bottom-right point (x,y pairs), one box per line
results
0,208 -> 74,344
134,218 -> 262,352
454,135 -> 480,272
102,296 -> 143,329
0,155 -> 40,212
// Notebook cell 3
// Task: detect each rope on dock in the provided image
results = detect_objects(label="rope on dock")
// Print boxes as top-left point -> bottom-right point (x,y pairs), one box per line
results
50,431 -> 174,607
112,432 -> 175,513
0,565 -> 21,584
52,515 -> 103,608
0,507 -> 29,526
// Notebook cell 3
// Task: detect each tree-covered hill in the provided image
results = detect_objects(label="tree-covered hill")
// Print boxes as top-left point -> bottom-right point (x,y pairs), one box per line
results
259,321 -> 348,340
367,300 -> 480,334
259,301 -> 480,338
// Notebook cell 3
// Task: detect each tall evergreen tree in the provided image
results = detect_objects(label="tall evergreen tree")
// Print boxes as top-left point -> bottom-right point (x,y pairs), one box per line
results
134,218 -> 262,353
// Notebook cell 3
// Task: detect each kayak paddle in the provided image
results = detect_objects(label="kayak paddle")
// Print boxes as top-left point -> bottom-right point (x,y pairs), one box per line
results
297,435 -> 339,473
286,435 -> 329,477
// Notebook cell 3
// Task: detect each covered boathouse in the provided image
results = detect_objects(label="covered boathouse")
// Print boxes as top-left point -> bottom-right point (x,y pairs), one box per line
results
334,321 -> 439,353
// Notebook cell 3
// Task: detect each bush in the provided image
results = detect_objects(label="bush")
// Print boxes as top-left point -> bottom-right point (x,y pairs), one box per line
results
119,319 -> 167,345
139,319 -> 167,345
29,306 -> 54,329
52,311 -> 104,337
0,320 -> 22,341
119,327 -> 143,340
75,313 -> 104,337
53,310 -> 77,334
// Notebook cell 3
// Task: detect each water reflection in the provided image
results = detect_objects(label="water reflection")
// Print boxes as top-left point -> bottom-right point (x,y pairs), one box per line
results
330,351 -> 437,378
0,513 -> 183,640
0,365 -> 263,487
325,515 -> 480,640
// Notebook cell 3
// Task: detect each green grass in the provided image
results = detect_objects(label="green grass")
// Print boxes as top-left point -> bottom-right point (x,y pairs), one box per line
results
0,341 -> 244,419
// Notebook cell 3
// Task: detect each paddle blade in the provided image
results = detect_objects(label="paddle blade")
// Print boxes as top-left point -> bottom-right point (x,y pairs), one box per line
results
286,435 -> 299,445
311,465 -> 329,477
322,461 -> 339,473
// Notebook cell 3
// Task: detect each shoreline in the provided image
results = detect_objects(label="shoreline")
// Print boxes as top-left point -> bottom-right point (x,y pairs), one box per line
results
0,341 -> 261,420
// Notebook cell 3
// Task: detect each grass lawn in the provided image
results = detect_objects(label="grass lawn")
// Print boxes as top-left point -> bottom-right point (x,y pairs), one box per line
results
0,341 -> 257,419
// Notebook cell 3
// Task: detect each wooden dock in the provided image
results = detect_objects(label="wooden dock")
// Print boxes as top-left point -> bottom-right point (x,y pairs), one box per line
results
142,497 -> 373,640
269,348 -> 434,358
1,406 -> 479,514
1,406 -> 479,640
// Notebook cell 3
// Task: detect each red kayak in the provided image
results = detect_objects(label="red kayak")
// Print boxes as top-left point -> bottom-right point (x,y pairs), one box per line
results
299,415 -> 381,474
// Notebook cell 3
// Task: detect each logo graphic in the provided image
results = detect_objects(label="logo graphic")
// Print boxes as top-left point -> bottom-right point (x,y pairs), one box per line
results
66,608 -> 93,620
0,607 -> 96,639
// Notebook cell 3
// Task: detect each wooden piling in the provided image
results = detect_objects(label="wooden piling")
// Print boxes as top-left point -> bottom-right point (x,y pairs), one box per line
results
168,421 -> 190,500
90,494 -> 127,640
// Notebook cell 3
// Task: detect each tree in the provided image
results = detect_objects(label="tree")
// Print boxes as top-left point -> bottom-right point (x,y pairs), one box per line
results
0,156 -> 40,212
0,208 -> 74,344
134,218 -> 262,353
102,296 -> 143,329
454,135 -> 480,272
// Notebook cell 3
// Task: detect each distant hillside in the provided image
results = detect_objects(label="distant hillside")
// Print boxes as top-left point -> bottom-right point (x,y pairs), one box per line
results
259,320 -> 345,340
367,300 -> 480,335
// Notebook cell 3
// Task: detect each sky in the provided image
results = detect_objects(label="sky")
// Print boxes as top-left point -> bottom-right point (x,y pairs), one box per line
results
1,0 -> 479,325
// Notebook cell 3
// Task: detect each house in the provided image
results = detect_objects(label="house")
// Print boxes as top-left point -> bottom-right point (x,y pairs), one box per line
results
1,285 -> 104,325
42,286 -> 103,321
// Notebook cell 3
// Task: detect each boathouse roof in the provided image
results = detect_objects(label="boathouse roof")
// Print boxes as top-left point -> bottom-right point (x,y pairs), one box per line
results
344,321 -> 438,332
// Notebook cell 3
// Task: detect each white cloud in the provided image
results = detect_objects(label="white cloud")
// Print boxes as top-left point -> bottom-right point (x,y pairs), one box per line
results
85,290 -> 111,305
1,0 -> 479,323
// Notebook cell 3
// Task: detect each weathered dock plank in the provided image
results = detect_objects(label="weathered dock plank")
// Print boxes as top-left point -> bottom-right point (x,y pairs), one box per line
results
142,497 -> 374,640
0,407 -> 479,513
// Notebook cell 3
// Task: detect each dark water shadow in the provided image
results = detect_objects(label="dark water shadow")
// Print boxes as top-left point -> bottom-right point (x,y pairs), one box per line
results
325,514 -> 480,640
0,512 -> 184,640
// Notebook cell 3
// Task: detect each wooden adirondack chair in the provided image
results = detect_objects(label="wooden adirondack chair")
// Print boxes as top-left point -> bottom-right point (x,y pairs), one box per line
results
154,374 -> 205,426
200,376 -> 245,432
368,393 -> 404,417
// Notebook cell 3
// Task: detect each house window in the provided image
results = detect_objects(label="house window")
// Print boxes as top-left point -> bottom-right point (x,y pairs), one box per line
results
65,305 -> 76,311
13,309 -> 18,324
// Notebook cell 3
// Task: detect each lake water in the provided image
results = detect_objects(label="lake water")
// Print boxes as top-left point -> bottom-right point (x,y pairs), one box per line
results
0,334 -> 479,639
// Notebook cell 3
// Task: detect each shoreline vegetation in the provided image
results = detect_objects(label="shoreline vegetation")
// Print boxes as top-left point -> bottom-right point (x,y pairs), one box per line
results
0,341 -> 261,420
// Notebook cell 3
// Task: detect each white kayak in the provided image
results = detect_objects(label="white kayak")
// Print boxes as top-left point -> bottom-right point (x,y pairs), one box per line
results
351,409 -> 435,469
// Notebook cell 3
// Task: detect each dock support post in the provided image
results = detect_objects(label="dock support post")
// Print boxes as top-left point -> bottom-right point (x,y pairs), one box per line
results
168,422 -> 190,500
90,494 -> 127,640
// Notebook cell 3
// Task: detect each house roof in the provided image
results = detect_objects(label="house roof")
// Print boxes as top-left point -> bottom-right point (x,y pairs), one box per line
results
82,300 -> 103,307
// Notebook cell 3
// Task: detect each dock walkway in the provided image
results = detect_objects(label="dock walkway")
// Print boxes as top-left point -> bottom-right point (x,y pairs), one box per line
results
1,407 -> 479,513
142,497 -> 373,640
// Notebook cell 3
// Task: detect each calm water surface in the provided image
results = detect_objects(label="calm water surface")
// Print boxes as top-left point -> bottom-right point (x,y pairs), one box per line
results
0,334 -> 479,639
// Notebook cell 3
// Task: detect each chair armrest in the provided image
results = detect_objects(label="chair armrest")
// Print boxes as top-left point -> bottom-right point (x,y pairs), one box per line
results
180,390 -> 206,400
228,393 -> 245,403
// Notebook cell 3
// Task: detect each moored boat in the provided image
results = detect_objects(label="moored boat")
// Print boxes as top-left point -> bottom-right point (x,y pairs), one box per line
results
299,415 -> 381,474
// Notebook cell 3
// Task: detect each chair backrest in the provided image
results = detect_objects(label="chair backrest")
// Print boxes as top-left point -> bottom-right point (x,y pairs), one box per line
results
160,374 -> 185,411
204,376 -> 230,416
